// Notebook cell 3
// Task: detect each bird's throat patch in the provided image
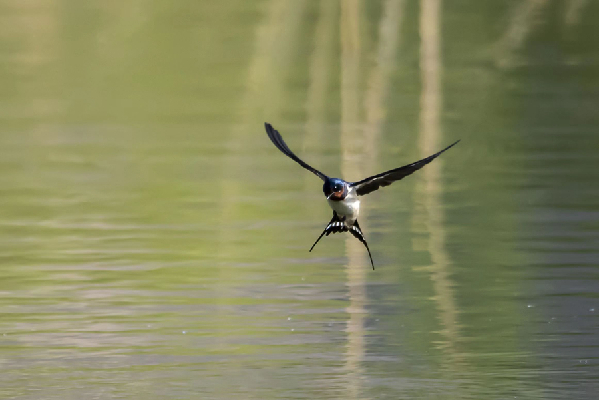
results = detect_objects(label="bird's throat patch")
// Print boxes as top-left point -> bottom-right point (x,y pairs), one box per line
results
330,191 -> 344,201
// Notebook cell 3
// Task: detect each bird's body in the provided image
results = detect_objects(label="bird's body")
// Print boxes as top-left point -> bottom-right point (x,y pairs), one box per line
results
264,122 -> 459,269
327,186 -> 359,224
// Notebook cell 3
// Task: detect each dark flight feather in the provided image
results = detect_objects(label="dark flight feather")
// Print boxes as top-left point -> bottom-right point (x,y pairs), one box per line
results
351,140 -> 460,196
265,123 -> 328,182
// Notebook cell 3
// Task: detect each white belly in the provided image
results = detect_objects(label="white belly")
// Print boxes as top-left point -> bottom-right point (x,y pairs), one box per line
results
327,189 -> 360,223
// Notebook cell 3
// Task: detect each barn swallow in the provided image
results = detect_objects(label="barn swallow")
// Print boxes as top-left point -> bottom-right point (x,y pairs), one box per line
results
265,122 -> 459,269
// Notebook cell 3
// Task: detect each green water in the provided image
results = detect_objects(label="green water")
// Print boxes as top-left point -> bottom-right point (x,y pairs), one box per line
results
1,1 -> 598,399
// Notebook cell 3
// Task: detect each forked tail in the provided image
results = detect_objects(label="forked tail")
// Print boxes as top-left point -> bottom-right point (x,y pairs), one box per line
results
309,213 -> 375,270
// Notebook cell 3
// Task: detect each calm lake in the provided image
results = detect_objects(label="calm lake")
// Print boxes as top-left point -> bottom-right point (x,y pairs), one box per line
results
1,1 -> 598,399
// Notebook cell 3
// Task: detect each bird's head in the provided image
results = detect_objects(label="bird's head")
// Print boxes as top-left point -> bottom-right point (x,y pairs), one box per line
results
323,178 -> 348,201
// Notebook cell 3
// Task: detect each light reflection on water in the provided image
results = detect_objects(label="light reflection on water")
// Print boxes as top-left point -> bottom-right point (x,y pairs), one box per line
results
1,0 -> 599,399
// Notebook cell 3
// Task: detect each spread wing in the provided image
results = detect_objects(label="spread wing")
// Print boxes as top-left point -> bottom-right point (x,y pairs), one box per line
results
265,123 -> 328,182
351,140 -> 460,196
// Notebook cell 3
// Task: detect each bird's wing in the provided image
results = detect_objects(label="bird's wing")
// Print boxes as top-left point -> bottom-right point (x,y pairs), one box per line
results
265,123 -> 328,182
351,140 -> 460,196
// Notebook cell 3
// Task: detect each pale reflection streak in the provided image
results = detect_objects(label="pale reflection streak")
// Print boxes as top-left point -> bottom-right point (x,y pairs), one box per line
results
1,0 -> 58,69
340,3 -> 405,394
363,0 -> 405,164
304,0 -> 337,134
416,0 -> 462,364
217,0 -> 308,261
340,1 -> 367,398
214,2 -> 308,381
213,3 -> 308,392
565,0 -> 588,26
303,0 -> 338,193
238,0 -> 308,123
495,0 -> 548,68
96,1 -> 148,63
0,0 -> 63,119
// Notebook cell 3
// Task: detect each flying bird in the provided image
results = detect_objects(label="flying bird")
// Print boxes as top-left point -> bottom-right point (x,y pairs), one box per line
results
264,122 -> 459,269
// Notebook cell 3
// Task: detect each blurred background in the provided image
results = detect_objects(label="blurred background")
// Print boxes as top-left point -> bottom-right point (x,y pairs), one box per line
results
0,0 -> 598,399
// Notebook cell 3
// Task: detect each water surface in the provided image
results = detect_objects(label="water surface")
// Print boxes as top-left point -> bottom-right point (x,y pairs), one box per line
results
1,1 -> 598,399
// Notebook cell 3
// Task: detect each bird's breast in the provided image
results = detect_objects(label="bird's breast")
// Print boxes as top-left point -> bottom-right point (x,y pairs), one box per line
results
327,192 -> 360,223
